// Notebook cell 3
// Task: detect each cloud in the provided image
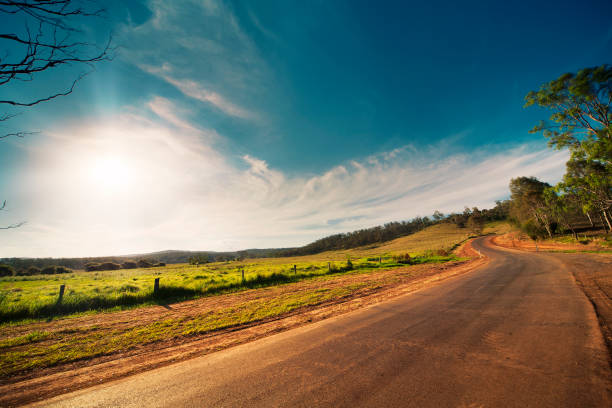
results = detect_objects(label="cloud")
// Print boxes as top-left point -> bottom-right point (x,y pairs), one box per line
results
0,98 -> 568,258
161,75 -> 253,119
122,0 -> 263,120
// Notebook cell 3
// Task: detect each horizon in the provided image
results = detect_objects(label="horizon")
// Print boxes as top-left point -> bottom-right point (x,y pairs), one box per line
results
1,0 -> 610,258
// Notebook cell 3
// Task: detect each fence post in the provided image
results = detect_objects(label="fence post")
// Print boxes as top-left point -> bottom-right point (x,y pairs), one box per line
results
154,278 -> 160,294
293,265 -> 297,274
241,268 -> 245,283
328,262 -> 331,273
57,284 -> 65,304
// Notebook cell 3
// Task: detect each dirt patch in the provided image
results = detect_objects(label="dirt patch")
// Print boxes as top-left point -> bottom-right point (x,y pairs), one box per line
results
0,253 -> 486,407
492,231 -> 608,252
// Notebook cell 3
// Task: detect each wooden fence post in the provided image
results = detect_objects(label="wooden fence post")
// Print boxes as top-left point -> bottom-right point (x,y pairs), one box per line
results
241,269 -> 245,283
154,278 -> 160,294
57,284 -> 65,304
328,262 -> 331,273
293,265 -> 297,274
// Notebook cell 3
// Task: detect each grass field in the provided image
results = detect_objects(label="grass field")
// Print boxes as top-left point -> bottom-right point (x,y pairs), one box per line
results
0,222 -> 502,380
0,223 -> 483,323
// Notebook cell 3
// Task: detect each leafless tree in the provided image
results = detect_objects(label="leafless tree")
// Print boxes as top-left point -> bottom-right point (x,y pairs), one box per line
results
0,200 -> 25,229
1,0 -> 113,228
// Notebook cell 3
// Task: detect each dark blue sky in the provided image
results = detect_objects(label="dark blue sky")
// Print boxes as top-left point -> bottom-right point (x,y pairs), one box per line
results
0,0 -> 610,256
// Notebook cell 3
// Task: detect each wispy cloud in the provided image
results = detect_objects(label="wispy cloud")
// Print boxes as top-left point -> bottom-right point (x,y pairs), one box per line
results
0,99 -> 568,257
122,0 -> 264,121
161,75 -> 253,119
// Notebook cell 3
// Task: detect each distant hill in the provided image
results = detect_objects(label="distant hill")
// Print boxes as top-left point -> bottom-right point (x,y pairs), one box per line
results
1,202 -> 510,272
0,248 -> 292,272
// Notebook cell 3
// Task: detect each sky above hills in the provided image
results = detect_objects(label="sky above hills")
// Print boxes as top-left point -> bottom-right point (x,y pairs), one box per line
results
1,0 -> 611,257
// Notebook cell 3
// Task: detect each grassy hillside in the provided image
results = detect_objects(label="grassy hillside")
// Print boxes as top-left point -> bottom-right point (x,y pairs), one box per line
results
0,223 -> 498,322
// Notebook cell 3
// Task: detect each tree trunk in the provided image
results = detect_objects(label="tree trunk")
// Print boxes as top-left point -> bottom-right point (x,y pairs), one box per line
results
586,212 -> 594,227
599,212 -> 609,232
603,210 -> 612,232
568,223 -> 577,240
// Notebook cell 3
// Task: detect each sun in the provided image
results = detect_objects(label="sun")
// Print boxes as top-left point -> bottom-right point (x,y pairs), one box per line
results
88,156 -> 133,190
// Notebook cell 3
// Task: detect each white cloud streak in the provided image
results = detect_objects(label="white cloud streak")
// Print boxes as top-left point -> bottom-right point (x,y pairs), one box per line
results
0,99 -> 568,258
123,0 -> 262,120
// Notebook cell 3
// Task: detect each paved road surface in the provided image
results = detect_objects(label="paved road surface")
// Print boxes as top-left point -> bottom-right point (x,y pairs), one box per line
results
31,237 -> 612,407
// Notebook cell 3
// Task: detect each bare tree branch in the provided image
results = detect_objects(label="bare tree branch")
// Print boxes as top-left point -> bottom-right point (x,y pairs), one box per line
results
1,1 -> 112,230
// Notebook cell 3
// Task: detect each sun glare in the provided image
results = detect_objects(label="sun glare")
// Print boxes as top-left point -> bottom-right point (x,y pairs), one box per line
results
88,157 -> 133,190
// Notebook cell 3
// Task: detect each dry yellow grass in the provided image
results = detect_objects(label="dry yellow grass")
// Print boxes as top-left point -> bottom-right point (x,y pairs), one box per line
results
250,223 -> 486,264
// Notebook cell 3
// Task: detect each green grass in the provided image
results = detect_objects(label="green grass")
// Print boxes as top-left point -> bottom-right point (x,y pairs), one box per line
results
0,280 -> 384,376
0,252 -> 458,323
0,223 -> 490,323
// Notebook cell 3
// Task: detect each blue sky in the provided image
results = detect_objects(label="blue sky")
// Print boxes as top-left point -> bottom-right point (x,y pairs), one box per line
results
0,0 -> 610,257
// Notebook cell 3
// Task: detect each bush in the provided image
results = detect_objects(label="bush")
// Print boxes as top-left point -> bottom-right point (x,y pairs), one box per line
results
41,266 -> 57,275
85,263 -> 101,271
55,266 -> 72,274
122,261 -> 138,269
393,253 -> 412,264
0,264 -> 15,277
27,266 -> 41,275
434,248 -> 450,256
99,262 -> 121,271
137,259 -> 153,268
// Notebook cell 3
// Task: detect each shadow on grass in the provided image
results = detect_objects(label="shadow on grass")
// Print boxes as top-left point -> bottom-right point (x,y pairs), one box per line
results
0,256 -> 457,323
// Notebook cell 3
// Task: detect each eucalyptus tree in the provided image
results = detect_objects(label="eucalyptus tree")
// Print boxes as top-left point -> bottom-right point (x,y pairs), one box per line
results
525,65 -> 611,229
509,177 -> 554,238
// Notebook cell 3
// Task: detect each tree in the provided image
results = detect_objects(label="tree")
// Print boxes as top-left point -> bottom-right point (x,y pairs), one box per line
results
466,207 -> 484,235
509,177 -> 555,238
525,65 -> 611,231
561,155 -> 612,231
524,65 -> 611,164
432,210 -> 444,221
543,187 -> 579,239
0,200 -> 24,229
0,0 -> 112,115
1,0 -> 112,228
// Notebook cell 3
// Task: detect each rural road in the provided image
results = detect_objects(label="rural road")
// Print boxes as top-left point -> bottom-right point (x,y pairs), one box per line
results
31,237 -> 612,407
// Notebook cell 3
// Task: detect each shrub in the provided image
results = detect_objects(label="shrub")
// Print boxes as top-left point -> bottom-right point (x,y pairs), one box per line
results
121,261 -> 138,269
434,248 -> 450,256
41,266 -> 57,275
27,266 -> 41,275
393,253 -> 412,264
99,262 -> 121,271
0,264 -> 15,277
137,259 -> 153,268
85,263 -> 101,272
55,266 -> 72,274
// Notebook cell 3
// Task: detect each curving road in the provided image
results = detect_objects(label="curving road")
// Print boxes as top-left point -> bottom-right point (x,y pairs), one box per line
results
31,237 -> 612,407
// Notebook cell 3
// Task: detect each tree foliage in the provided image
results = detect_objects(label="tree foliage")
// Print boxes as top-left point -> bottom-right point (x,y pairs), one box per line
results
525,65 -> 612,234
525,64 -> 611,163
